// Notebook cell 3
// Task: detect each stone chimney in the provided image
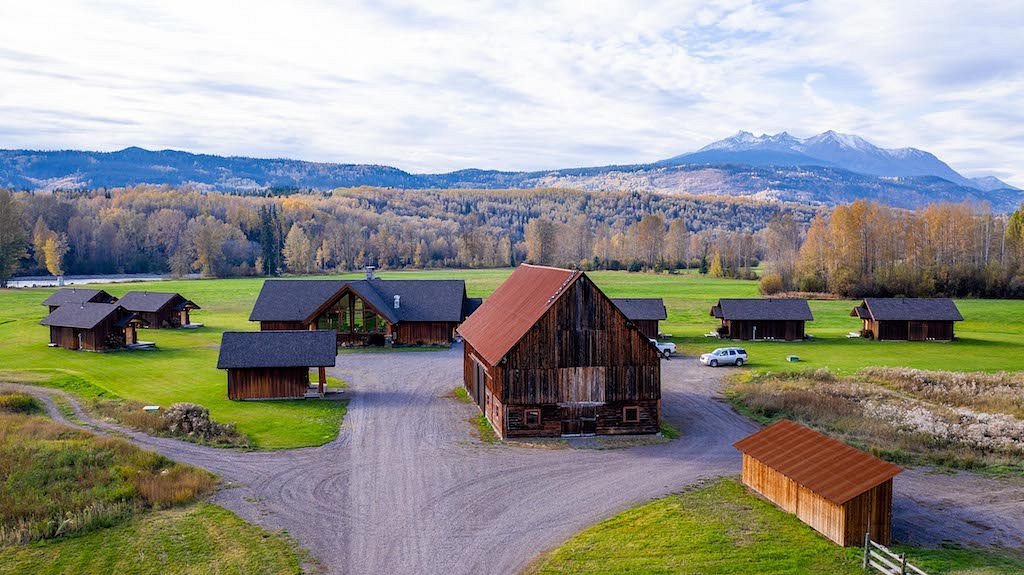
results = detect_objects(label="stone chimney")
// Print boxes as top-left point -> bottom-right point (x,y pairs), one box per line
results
394,295 -> 401,309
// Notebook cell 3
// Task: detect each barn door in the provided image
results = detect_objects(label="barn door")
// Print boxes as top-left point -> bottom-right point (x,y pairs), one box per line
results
560,404 -> 597,437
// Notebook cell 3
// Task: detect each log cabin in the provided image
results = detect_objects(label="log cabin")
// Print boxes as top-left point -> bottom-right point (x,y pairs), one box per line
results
41,288 -> 117,313
711,298 -> 813,340
611,298 -> 667,339
39,303 -> 143,351
117,291 -> 200,329
457,264 -> 661,439
734,419 -> 903,546
249,273 -> 475,347
851,298 -> 963,341
216,330 -> 337,400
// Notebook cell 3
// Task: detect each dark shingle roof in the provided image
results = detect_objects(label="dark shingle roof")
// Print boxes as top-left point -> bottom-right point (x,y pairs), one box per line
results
41,288 -> 116,307
612,298 -> 667,321
734,420 -> 902,505
712,298 -> 813,321
118,291 -> 199,313
859,298 -> 963,321
40,303 -> 132,329
249,280 -> 346,322
216,330 -> 337,369
463,297 -> 483,318
248,279 -> 469,324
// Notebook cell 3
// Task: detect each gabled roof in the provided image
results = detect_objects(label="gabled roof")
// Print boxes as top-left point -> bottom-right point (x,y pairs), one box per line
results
118,291 -> 199,313
734,420 -> 902,505
463,297 -> 483,319
712,298 -> 813,321
612,298 -> 667,321
249,280 -> 347,322
457,265 -> 582,365
854,298 -> 963,322
41,288 -> 116,307
40,302 -> 133,329
216,330 -> 337,369
248,278 -> 469,324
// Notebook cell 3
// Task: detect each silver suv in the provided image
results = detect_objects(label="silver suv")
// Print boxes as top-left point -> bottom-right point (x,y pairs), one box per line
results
699,347 -> 747,367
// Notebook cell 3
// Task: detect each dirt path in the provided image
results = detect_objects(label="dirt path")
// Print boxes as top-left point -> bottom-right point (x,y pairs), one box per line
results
9,348 -> 1024,574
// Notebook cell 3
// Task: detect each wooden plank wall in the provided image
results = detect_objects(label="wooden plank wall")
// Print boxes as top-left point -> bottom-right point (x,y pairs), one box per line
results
260,321 -> 306,331
727,320 -> 805,340
635,320 -> 659,339
395,322 -> 456,345
227,367 -> 310,400
842,480 -> 893,546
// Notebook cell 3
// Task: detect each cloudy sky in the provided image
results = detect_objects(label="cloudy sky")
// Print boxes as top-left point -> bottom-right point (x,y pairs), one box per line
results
1,1 -> 1022,184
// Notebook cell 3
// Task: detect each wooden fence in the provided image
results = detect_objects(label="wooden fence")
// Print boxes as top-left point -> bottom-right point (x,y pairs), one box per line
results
863,534 -> 929,575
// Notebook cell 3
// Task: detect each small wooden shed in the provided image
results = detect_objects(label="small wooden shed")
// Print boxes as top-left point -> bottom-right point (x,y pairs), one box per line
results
851,298 -> 962,341
118,291 -> 200,329
457,264 -> 661,439
217,330 -> 337,400
611,298 -> 667,339
734,420 -> 903,546
711,298 -> 813,340
40,303 -> 142,351
42,288 -> 117,313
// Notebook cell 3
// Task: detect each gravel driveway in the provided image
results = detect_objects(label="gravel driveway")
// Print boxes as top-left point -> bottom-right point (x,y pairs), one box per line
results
12,346 -> 1024,574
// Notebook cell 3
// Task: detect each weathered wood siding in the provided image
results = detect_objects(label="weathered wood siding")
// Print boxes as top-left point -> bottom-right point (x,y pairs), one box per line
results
395,321 -> 456,345
724,319 -> 805,340
227,367 -> 310,400
865,319 -> 954,341
464,275 -> 661,438
49,316 -> 129,351
634,319 -> 660,339
260,320 -> 306,331
741,454 -> 893,546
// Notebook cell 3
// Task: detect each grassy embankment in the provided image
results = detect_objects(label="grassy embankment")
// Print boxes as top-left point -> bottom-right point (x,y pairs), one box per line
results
3,268 -> 1022,448
0,389 -> 305,573
529,479 -> 1024,575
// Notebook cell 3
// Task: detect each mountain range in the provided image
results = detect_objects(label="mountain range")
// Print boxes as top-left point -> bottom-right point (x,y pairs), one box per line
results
1,131 -> 1020,211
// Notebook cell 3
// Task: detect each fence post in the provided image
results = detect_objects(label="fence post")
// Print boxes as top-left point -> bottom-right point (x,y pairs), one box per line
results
900,554 -> 907,575
863,532 -> 870,570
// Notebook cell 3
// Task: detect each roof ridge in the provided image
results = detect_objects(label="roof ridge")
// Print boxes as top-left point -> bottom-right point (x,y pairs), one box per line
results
543,269 -> 579,307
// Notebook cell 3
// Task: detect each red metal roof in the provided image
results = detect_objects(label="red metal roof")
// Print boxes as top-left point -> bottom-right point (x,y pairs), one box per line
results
457,264 -> 581,366
733,419 -> 902,505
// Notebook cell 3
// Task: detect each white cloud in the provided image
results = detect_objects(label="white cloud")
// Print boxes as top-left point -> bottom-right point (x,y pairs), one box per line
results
0,0 -> 1021,186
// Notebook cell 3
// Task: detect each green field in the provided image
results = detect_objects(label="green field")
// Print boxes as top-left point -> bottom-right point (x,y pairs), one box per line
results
529,479 -> 1024,575
2,269 -> 1022,448
0,503 -> 305,575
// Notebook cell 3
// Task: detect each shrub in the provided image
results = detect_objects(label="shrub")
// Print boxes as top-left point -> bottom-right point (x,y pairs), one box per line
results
163,403 -> 247,447
758,273 -> 784,295
0,393 -> 41,415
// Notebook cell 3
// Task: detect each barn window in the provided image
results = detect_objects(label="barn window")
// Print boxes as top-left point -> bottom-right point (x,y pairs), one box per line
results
524,409 -> 541,426
623,406 -> 640,423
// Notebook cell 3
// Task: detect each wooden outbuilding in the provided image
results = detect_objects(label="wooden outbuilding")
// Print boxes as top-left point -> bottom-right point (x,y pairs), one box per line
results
457,264 -> 661,439
711,298 -> 813,340
118,291 -> 200,329
851,298 -> 962,341
40,303 -> 143,351
216,330 -> 337,400
41,288 -> 117,313
734,420 -> 903,546
249,273 -> 476,347
611,298 -> 667,339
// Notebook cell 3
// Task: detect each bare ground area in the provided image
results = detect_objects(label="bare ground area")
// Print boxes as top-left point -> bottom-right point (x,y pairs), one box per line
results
10,346 -> 1024,574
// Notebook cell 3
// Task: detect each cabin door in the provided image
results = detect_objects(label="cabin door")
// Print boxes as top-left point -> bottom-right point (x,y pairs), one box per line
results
560,404 -> 597,437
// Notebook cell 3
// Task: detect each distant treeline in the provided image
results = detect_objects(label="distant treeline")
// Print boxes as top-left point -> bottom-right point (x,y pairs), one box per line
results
0,187 -> 1021,297
0,186 -> 816,282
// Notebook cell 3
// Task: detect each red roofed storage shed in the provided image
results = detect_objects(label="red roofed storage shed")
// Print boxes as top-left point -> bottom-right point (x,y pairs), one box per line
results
734,420 -> 903,546
457,264 -> 661,438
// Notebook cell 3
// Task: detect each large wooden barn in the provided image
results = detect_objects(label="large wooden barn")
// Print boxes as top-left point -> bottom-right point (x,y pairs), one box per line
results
118,291 -> 200,329
611,298 -> 667,339
711,298 -> 813,340
457,264 -> 661,439
249,274 -> 477,347
217,330 -> 337,400
734,420 -> 903,546
40,303 -> 142,351
42,288 -> 117,313
851,298 -> 963,341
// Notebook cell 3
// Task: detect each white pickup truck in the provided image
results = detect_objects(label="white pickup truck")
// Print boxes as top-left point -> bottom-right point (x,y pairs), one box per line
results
650,339 -> 676,358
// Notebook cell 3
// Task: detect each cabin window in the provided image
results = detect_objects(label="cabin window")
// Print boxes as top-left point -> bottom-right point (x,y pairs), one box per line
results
623,406 -> 640,423
524,409 -> 541,426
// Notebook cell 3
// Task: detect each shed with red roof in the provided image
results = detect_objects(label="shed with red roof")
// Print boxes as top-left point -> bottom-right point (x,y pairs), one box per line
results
733,420 -> 903,546
457,264 -> 661,439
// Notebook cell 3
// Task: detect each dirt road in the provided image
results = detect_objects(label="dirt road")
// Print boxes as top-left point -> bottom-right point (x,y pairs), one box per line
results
12,347 -> 1024,573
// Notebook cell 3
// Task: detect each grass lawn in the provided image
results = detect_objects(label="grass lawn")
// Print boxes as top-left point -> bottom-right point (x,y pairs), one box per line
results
3,268 -> 1022,448
528,479 -> 1024,575
0,503 -> 305,575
